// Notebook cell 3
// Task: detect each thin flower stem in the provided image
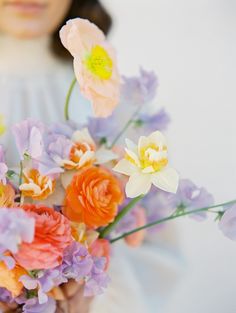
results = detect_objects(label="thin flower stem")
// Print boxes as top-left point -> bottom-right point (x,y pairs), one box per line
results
64,78 -> 77,121
19,161 -> 23,186
109,106 -> 142,148
99,195 -> 143,238
19,161 -> 24,204
110,199 -> 236,244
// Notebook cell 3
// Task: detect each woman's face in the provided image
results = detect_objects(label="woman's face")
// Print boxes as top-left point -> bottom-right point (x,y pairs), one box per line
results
0,0 -> 72,38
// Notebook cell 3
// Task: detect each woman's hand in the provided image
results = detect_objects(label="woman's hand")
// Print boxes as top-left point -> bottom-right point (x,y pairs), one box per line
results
56,281 -> 93,313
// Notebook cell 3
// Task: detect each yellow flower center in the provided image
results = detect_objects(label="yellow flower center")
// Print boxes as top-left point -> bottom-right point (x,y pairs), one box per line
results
125,143 -> 168,172
85,45 -> 113,80
140,144 -> 168,171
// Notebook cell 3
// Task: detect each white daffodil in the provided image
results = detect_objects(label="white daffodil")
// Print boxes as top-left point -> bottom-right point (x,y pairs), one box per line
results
113,130 -> 179,198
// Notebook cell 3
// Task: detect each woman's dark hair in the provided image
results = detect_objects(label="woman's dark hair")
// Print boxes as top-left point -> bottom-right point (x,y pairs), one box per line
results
51,0 -> 112,60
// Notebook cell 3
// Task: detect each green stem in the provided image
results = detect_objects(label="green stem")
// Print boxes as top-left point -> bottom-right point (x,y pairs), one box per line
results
64,78 -> 77,121
99,195 -> 143,238
110,199 -> 236,244
19,161 -> 24,204
19,161 -> 23,186
109,106 -> 142,148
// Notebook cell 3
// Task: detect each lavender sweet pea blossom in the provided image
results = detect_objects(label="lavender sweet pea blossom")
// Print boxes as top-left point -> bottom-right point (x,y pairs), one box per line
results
20,269 -> 66,304
12,119 -> 44,160
34,134 -> 72,177
16,296 -> 56,313
169,179 -> 214,220
60,242 -> 109,296
86,115 -> 118,144
219,205 -> 236,241
49,121 -> 77,139
0,287 -> 13,303
0,145 -> 8,184
121,68 -> 158,106
84,257 -> 110,297
0,208 -> 35,267
138,188 -> 174,233
137,108 -> 171,133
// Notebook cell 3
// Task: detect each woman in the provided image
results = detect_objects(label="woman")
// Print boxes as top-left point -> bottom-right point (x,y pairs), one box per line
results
0,0 -> 111,166
0,1 -> 180,312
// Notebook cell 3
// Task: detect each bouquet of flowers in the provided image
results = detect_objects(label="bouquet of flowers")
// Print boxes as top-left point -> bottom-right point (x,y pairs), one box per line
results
0,18 -> 235,313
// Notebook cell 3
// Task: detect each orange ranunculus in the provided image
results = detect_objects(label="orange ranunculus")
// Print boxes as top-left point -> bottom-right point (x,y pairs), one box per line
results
0,183 -> 15,207
15,205 -> 72,270
125,207 -> 147,247
0,260 -> 27,297
89,239 -> 110,270
63,166 -> 123,228
19,169 -> 55,200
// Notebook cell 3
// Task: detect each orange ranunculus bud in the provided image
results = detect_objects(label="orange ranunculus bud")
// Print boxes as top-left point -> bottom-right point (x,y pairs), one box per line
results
89,239 -> 111,270
63,166 -> 123,228
19,169 -> 55,200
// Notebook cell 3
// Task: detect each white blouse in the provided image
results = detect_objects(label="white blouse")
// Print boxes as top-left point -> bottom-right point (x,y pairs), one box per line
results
0,35 -> 180,313
0,35 -> 91,166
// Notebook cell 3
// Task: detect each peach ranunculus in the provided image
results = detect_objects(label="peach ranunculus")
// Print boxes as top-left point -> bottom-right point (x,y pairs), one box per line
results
19,168 -> 55,200
125,207 -> 147,247
0,183 -> 15,207
15,205 -> 72,270
60,18 -> 120,118
89,239 -> 111,270
0,260 -> 27,297
63,166 -> 123,228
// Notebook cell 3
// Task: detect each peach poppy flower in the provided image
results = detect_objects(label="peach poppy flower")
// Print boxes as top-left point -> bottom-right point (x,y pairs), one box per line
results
89,239 -> 110,270
63,166 -> 123,228
15,205 -> 72,270
125,207 -> 147,247
0,183 -> 15,207
60,18 -> 120,118
0,260 -> 27,297
19,168 -> 55,200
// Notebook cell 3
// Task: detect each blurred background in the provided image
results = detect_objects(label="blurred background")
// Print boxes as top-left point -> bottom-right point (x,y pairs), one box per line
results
102,0 -> 236,312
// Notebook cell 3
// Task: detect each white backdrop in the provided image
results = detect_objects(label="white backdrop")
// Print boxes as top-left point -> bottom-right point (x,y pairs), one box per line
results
102,0 -> 236,312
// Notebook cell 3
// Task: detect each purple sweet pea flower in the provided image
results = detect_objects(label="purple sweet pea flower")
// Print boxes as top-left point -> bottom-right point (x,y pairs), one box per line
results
84,257 -> 110,297
0,288 -> 13,303
169,179 -> 214,220
121,68 -> 158,106
45,135 -> 73,166
60,242 -> 94,281
219,204 -> 236,241
85,115 -> 118,144
12,119 -> 44,160
34,134 -> 72,177
20,269 -> 66,304
0,208 -> 35,268
137,108 -> 171,133
60,242 -> 109,297
16,296 -> 56,313
49,121 -> 77,139
0,145 -> 8,184
139,188 -> 174,233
